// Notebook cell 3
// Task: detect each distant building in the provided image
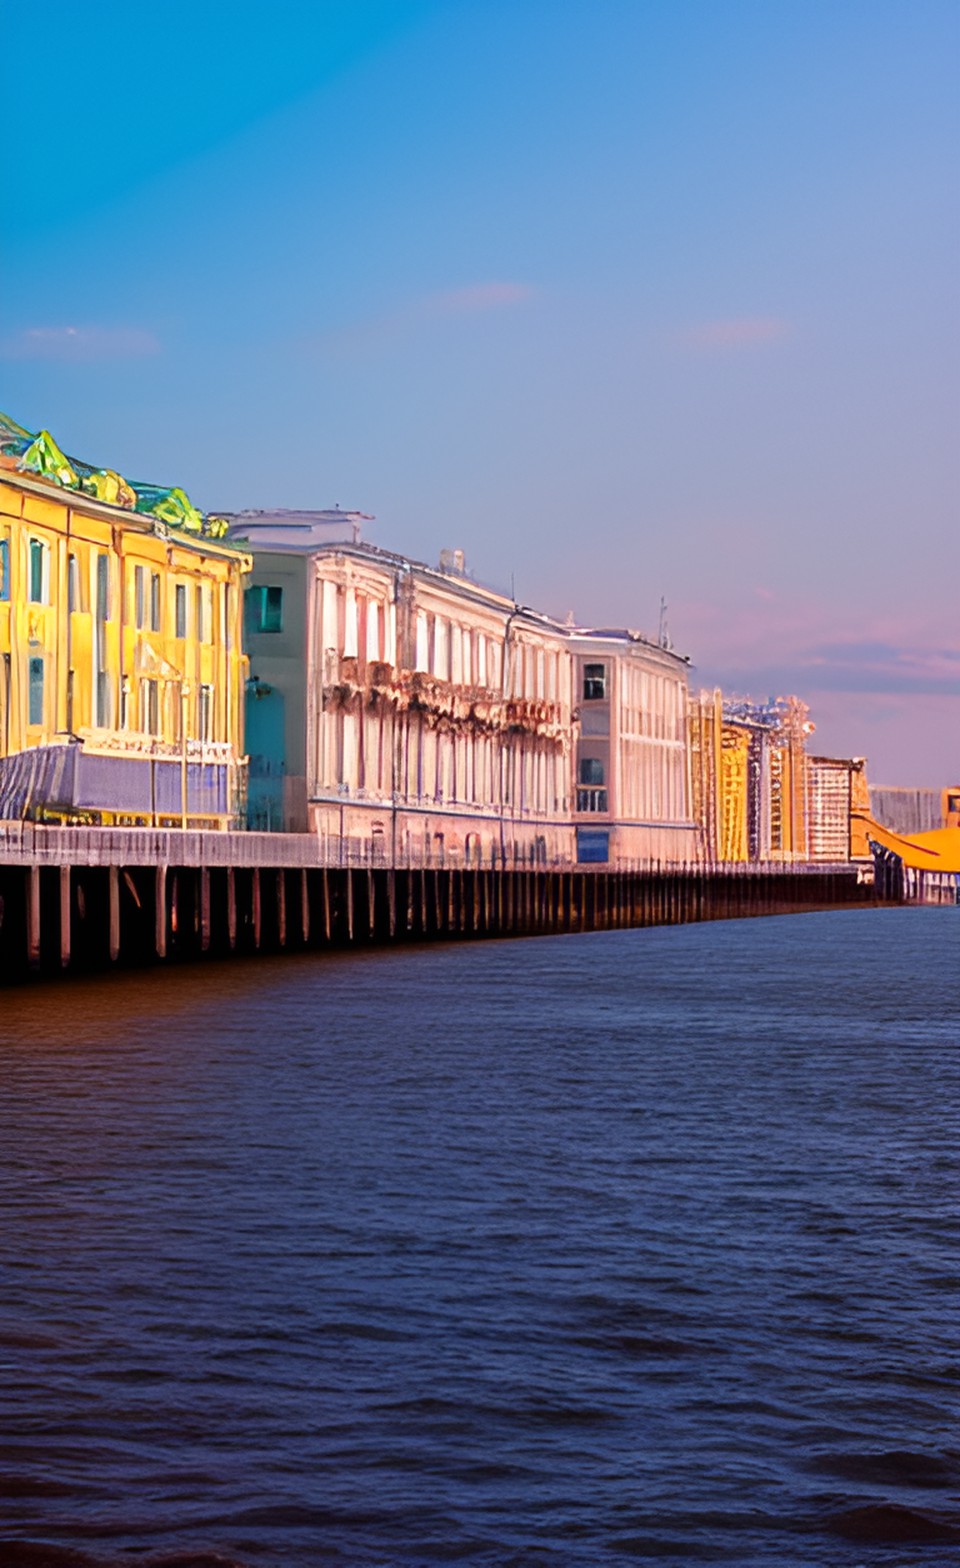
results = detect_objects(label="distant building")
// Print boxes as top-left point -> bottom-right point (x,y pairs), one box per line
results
806,754 -> 869,861
569,630 -> 696,864
869,785 -> 945,836
690,690 -> 825,861
0,418 -> 249,826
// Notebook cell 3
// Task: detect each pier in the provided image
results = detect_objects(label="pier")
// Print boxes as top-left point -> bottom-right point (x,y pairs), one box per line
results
0,824 -> 880,981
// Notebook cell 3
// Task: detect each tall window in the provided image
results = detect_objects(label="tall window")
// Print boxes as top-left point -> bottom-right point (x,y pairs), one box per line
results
195,584 -> 204,643
0,537 -> 9,601
141,679 -> 159,735
67,553 -> 80,612
96,553 -> 111,620
29,539 -> 48,604
244,584 -> 283,634
583,663 -> 606,701
576,757 -> 607,813
175,583 -> 187,638
135,565 -> 146,629
150,573 -> 161,633
96,672 -> 112,728
198,684 -> 213,742
28,656 -> 44,726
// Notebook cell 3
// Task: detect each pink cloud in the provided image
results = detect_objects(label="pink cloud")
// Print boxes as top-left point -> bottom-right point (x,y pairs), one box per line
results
423,281 -> 535,317
0,325 -> 161,362
682,317 -> 792,351
315,281 -> 535,358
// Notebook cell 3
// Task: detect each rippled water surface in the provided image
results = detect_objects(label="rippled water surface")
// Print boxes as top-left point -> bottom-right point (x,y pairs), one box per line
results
2,908 -> 959,1567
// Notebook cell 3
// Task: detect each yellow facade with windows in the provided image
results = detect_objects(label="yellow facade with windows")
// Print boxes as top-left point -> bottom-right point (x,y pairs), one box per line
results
0,466 -> 250,826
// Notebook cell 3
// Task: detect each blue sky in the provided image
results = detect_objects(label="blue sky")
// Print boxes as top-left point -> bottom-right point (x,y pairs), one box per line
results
3,0 -> 957,782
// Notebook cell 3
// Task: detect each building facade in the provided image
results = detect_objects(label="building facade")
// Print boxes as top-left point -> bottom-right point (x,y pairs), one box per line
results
570,631 -> 697,864
0,422 -> 249,826
806,754 -> 870,862
232,514 -> 704,866
690,689 -> 867,863
230,517 -> 575,865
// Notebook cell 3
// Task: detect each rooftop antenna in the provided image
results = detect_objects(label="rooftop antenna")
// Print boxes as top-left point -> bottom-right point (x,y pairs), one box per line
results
658,595 -> 670,650
511,569 -> 516,603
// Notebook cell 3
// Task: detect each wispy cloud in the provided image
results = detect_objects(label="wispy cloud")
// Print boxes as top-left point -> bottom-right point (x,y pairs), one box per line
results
0,325 -> 161,362
681,317 -> 792,351
699,633 -> 960,699
678,595 -> 960,700
315,281 -> 536,358
421,282 -> 535,317
798,638 -> 960,696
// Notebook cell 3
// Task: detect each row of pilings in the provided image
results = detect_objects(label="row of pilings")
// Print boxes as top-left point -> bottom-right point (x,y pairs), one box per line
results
0,861 -> 882,981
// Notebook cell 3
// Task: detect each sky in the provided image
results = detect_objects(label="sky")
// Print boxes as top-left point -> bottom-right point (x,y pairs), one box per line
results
2,0 -> 957,784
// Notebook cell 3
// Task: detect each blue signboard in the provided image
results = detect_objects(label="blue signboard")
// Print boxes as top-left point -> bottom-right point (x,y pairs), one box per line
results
577,827 -> 610,864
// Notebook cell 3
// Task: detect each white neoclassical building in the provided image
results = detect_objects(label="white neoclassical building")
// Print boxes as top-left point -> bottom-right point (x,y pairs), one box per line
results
223,510 -> 699,867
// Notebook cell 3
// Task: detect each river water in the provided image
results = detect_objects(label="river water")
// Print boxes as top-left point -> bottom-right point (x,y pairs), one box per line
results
1,908 -> 958,1567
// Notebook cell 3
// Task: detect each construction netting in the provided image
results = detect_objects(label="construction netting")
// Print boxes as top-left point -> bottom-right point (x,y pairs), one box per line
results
0,411 -> 228,538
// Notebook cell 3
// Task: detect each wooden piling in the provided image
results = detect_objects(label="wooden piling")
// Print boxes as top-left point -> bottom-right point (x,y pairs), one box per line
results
322,867 -> 332,942
59,865 -> 71,969
200,867 -> 211,952
277,869 -> 287,948
226,866 -> 237,950
108,865 -> 120,962
26,866 -> 41,971
252,868 -> 262,949
301,868 -> 310,945
155,866 -> 167,959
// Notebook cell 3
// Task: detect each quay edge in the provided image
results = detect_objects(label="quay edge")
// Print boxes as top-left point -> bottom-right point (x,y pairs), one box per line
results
0,827 -> 883,982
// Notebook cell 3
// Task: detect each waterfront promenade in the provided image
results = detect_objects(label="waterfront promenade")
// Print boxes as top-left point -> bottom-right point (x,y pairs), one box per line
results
0,823 -> 878,980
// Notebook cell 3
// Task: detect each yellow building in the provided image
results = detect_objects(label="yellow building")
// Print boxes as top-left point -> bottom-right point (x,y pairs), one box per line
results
0,416 -> 249,826
690,689 -> 817,862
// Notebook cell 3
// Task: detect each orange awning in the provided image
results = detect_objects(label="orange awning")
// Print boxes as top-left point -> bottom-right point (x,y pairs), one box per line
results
853,813 -> 960,873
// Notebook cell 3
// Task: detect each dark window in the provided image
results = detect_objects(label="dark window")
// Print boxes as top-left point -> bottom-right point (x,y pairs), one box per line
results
150,573 -> 161,632
583,662 -> 606,700
175,583 -> 187,638
96,553 -> 110,620
96,670 -> 112,728
29,539 -> 46,603
199,684 -> 213,742
245,584 -> 283,634
579,757 -> 605,785
28,656 -> 44,725
142,679 -> 159,735
67,553 -> 80,612
0,538 -> 9,601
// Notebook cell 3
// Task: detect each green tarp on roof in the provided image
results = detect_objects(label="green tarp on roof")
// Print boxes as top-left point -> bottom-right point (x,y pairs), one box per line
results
0,409 -> 219,539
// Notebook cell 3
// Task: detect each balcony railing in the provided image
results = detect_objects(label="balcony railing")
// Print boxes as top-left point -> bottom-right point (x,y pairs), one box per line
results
576,787 -> 608,813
